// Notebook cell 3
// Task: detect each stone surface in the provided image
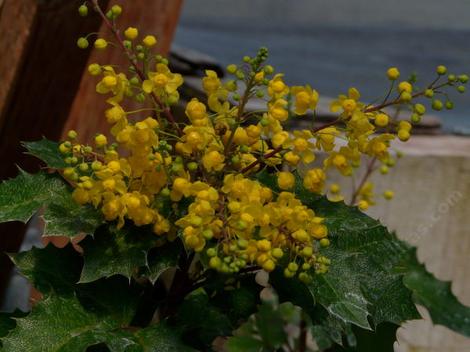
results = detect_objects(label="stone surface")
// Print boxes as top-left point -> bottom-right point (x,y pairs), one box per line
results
324,135 -> 470,351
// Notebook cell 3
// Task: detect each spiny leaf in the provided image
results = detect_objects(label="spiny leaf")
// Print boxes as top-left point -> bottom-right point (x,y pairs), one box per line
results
79,225 -> 154,283
226,291 -> 307,352
256,171 -> 420,331
80,225 -> 179,284
402,248 -> 470,337
0,170 -> 57,224
4,245 -> 193,352
127,323 -> 196,352
146,240 -> 181,284
305,198 -> 420,329
10,243 -> 82,296
22,138 -> 68,169
0,170 -> 102,237
177,289 -> 233,348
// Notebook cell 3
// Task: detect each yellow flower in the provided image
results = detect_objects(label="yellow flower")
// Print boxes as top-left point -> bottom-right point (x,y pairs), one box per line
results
142,35 -> 157,47
387,67 -> 400,80
94,38 -> 108,50
330,87 -> 361,115
315,127 -> 338,151
277,172 -> 295,190
303,168 -> 325,193
291,85 -> 319,115
202,70 -> 221,95
96,66 -> 129,103
124,27 -> 139,40
268,74 -> 289,98
268,99 -> 289,122
142,63 -> 183,100
202,150 -> 225,172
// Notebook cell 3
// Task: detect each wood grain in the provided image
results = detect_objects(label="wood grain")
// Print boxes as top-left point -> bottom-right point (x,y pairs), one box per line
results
0,0 -> 108,306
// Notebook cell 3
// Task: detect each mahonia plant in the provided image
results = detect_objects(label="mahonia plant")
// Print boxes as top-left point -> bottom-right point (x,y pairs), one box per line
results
1,2 -> 469,351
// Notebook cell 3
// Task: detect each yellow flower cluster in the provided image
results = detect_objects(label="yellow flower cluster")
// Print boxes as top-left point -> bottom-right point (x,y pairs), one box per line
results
67,4 -> 468,280
173,175 -> 329,279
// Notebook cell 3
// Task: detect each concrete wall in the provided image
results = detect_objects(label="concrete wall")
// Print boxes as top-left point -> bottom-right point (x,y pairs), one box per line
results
326,136 -> 470,351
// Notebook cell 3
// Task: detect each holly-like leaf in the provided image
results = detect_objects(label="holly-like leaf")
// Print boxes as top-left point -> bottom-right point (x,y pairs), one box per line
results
227,291 -> 308,352
146,240 -> 181,284
127,323 -> 196,352
10,244 -> 82,296
0,170 -> 102,237
4,244 -> 193,352
79,225 -> 156,283
304,197 -> 420,329
402,248 -> 470,337
0,311 -> 25,348
22,138 -> 68,169
177,289 -> 233,348
255,171 -> 420,331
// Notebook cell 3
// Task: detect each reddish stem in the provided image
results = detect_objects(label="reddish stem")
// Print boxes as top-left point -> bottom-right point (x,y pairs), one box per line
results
350,157 -> 377,205
90,0 -> 182,135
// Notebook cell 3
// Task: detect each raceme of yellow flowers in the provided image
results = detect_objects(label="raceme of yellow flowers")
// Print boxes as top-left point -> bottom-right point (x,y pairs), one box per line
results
64,3 -> 468,281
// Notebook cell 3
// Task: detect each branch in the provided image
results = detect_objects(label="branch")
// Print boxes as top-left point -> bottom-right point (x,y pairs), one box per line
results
90,0 -> 182,135
350,157 -> 377,205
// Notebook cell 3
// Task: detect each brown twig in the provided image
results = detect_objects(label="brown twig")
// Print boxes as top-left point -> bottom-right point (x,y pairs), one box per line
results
364,82 -> 449,113
90,0 -> 182,135
350,157 -> 377,205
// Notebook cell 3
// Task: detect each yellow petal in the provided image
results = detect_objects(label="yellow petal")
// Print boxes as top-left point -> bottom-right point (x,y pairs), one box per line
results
142,80 -> 154,93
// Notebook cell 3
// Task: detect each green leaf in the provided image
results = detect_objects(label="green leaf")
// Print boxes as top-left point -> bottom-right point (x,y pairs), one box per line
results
10,243 -> 82,296
0,312 -> 25,348
146,240 -> 181,284
177,289 -> 233,347
0,170 -> 102,237
209,276 -> 261,324
305,198 -> 420,329
80,225 -> 179,284
22,138 -> 68,169
225,336 -> 265,352
255,171 -> 420,330
127,323 -> 196,352
4,244 -> 193,352
79,225 -> 155,283
402,248 -> 470,337
227,291 -> 307,352
0,170 -> 56,224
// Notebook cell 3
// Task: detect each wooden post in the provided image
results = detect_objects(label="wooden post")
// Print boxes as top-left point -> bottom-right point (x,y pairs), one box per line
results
0,0 -> 184,307
0,0 -> 109,306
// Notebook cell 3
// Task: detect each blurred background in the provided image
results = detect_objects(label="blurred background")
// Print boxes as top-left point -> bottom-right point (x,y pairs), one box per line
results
0,1 -> 469,351
175,0 -> 470,134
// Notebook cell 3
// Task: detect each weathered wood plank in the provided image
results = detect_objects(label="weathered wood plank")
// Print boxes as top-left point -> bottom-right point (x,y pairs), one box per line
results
0,0 -> 38,126
0,0 -> 109,306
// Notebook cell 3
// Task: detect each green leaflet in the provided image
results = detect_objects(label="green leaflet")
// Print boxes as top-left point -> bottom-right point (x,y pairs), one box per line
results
257,169 -> 470,344
226,291 -> 308,352
22,138 -> 68,169
3,244 -> 194,352
80,225 -> 180,283
256,171 -> 420,330
80,226 -> 152,283
146,240 -> 181,284
402,248 -> 470,337
176,289 -> 233,348
0,170 -> 102,237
